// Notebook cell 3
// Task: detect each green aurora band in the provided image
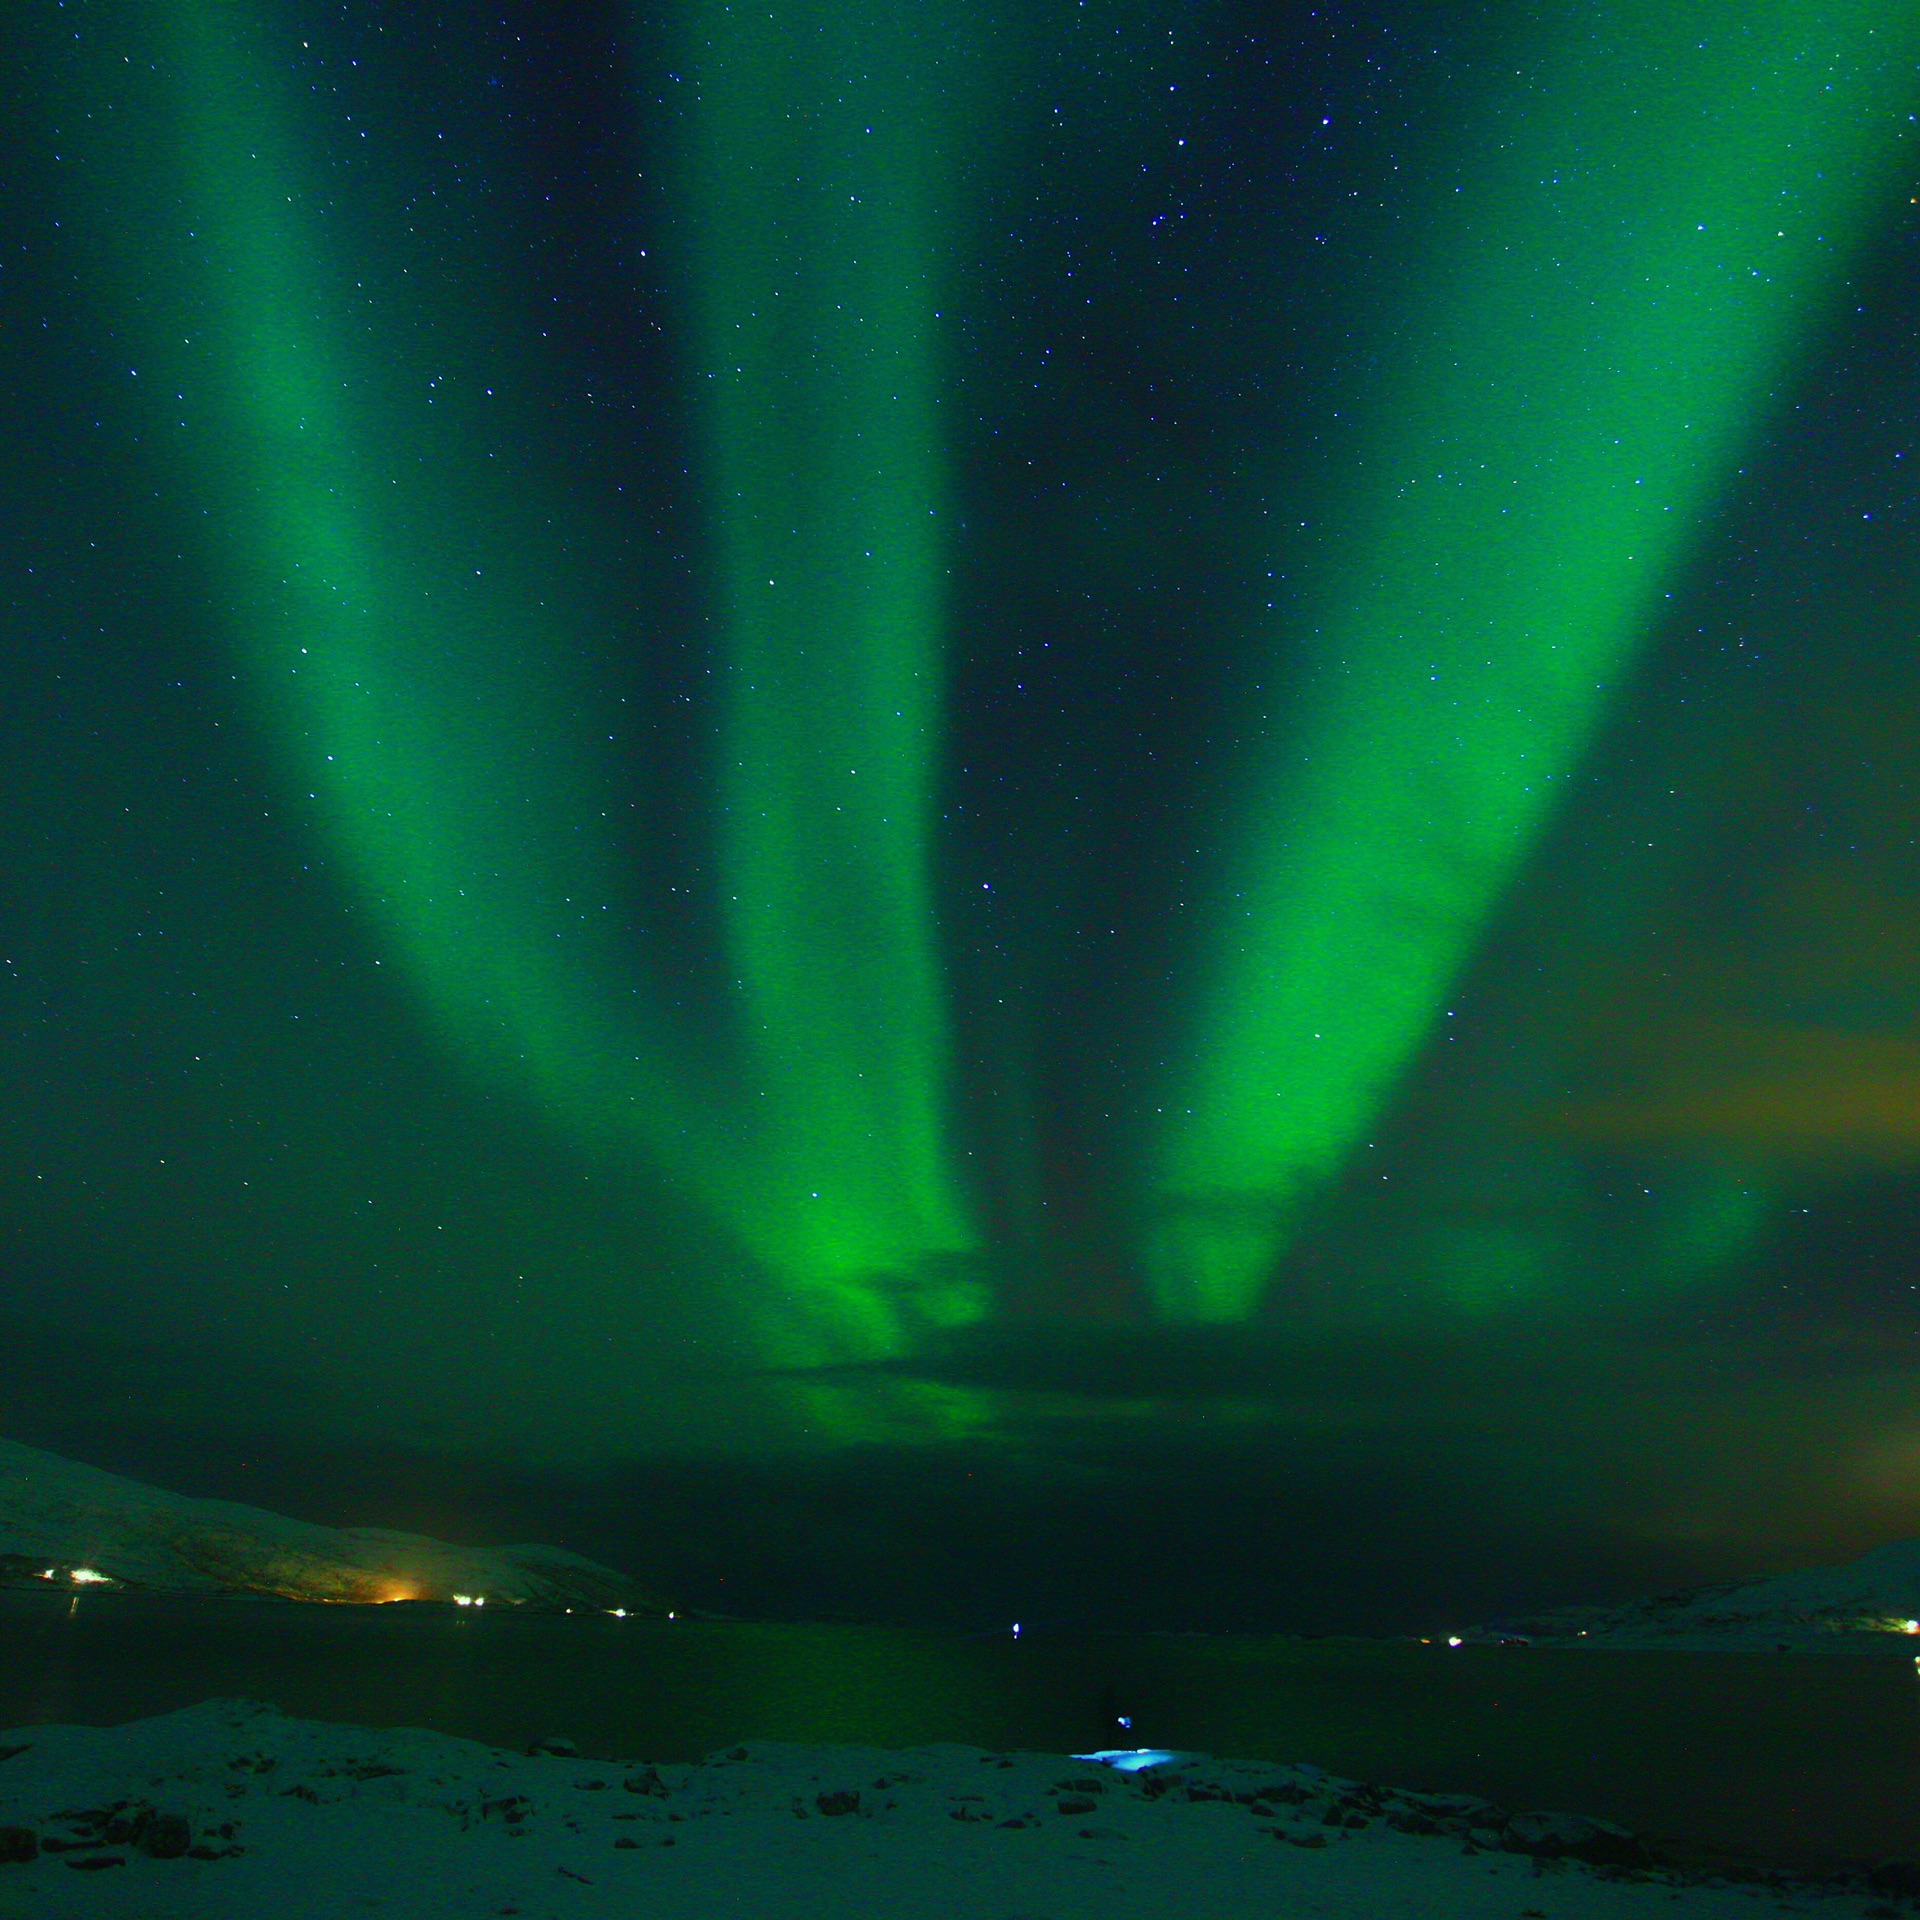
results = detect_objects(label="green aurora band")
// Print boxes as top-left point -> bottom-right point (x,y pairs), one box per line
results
1150,3 -> 1920,1322
94,6 -> 722,1242
671,0 -> 981,1339
54,0 -> 981,1370
47,1 -> 1920,1372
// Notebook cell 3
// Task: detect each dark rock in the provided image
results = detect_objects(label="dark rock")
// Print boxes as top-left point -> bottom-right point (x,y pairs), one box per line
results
1385,1807 -> 1444,1835
67,1853 -> 127,1871
50,1801 -> 122,1831
1412,1792 -> 1501,1822
1502,1810 -> 1645,1867
0,1826 -> 37,1864
1254,1782 -> 1312,1807
1056,1796 -> 1099,1816
529,1737 -> 579,1758
145,1813 -> 192,1860
1868,1862 -> 1920,1897
623,1767 -> 668,1797
614,1836 -> 639,1849
815,1790 -> 860,1817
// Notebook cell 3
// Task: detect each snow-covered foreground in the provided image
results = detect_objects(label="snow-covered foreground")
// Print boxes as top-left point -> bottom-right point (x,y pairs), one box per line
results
0,1700 -> 1897,1920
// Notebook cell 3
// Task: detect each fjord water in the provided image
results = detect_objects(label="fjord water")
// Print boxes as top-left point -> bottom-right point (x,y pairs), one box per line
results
3,1591 -> 1917,1870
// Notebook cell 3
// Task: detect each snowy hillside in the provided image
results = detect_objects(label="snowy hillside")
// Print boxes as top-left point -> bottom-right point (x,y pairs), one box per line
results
0,1438 -> 666,1612
1496,1540 -> 1920,1650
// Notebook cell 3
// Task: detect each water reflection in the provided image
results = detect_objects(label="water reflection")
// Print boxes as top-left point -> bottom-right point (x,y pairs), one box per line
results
5,1591 -> 1920,1869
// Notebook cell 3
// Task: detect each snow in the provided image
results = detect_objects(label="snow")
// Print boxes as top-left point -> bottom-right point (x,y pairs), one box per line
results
1497,1539 -> 1920,1651
0,1439 -> 657,1611
0,1699 -> 1889,1920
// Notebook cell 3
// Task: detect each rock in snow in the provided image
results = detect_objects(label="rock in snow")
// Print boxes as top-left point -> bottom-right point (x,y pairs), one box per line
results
0,1438 -> 665,1611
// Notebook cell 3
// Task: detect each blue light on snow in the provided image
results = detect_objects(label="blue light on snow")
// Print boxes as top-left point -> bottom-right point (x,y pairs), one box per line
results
1072,1748 -> 1188,1773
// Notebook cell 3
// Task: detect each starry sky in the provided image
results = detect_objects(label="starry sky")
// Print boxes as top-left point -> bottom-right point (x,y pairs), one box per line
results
4,0 -> 1920,1630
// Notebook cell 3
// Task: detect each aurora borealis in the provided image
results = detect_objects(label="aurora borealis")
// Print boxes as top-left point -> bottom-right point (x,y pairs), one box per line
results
6,0 -> 1920,1627
675,0 -> 981,1352
1151,4 -> 1920,1321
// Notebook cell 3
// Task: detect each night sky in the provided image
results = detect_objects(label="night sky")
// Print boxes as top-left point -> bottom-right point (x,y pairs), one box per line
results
5,0 -> 1920,1632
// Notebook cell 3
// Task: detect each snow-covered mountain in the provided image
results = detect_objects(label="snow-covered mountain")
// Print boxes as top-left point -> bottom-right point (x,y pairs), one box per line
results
0,1437 -> 667,1612
1494,1540 -> 1920,1650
